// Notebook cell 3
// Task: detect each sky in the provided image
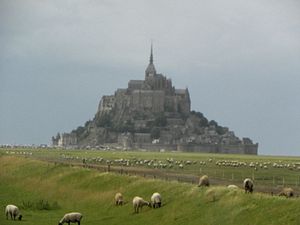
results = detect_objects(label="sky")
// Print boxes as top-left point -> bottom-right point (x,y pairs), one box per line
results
0,0 -> 300,156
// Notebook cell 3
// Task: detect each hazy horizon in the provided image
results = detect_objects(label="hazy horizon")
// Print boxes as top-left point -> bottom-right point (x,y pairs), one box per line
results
1,0 -> 299,156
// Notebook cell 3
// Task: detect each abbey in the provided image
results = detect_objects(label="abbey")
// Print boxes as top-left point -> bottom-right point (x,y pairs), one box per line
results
98,46 -> 190,122
53,46 -> 258,155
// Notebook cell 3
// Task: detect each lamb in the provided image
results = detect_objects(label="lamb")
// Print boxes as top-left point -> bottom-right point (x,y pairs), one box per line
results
115,192 -> 124,205
279,187 -> 294,198
132,196 -> 151,213
58,212 -> 83,225
5,204 -> 22,220
243,178 -> 254,193
151,192 -> 162,208
198,175 -> 209,187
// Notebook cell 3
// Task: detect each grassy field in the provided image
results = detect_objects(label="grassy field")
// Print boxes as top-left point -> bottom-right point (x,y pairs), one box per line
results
2,148 -> 300,193
1,154 -> 300,225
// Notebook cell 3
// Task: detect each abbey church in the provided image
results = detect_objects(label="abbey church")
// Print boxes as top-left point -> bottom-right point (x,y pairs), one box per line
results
52,46 -> 258,155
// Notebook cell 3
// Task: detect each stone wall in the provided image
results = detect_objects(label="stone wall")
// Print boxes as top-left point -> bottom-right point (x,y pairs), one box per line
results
131,90 -> 165,113
177,143 -> 258,154
131,142 -> 258,154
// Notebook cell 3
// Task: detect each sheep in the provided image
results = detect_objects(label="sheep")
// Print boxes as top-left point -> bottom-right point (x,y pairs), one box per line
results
279,187 -> 294,198
5,204 -> 22,220
115,192 -> 124,205
198,175 -> 209,187
227,184 -> 238,189
132,196 -> 151,213
151,192 -> 162,208
58,212 -> 83,225
243,178 -> 254,193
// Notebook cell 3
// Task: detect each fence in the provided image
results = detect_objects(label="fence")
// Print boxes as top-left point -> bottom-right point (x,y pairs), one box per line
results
39,157 -> 300,195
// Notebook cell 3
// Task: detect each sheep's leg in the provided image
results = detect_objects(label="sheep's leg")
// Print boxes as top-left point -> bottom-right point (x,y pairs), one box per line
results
78,221 -> 80,225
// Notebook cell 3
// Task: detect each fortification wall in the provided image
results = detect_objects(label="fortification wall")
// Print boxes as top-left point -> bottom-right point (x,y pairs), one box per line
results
177,143 -> 258,155
132,143 -> 258,155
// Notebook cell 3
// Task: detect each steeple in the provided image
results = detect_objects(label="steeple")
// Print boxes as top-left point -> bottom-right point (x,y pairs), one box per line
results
145,44 -> 156,77
150,43 -> 153,64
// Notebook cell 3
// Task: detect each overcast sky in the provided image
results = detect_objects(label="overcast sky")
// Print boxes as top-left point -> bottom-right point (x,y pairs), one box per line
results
1,0 -> 300,156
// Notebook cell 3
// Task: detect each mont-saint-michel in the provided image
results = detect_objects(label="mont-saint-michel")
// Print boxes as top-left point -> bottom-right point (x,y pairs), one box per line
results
52,47 -> 258,154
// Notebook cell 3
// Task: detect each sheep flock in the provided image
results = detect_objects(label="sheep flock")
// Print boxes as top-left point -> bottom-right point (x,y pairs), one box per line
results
3,148 -> 300,224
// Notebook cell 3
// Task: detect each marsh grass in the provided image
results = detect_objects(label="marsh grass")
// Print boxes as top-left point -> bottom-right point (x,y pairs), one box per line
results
1,155 -> 300,225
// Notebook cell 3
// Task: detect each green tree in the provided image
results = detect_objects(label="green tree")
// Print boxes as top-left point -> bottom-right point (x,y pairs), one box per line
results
150,127 -> 160,139
96,114 -> 112,127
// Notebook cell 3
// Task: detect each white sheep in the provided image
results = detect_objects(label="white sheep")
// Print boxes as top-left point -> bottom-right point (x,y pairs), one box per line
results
243,178 -> 254,193
198,175 -> 210,187
132,196 -> 151,213
151,192 -> 162,208
279,187 -> 294,198
115,192 -> 124,205
5,204 -> 22,220
58,212 -> 83,225
227,184 -> 238,189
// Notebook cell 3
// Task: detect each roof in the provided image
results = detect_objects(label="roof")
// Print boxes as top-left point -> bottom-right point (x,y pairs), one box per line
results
175,89 -> 187,95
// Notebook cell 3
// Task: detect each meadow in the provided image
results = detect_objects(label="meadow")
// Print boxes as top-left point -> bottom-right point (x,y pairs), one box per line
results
2,148 -> 300,193
1,149 -> 300,225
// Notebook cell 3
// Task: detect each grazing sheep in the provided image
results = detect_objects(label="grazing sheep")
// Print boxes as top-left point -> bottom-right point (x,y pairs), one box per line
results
132,196 -> 151,213
5,204 -> 22,220
198,175 -> 210,187
243,178 -> 254,193
279,187 -> 294,198
58,212 -> 83,225
115,192 -> 124,205
227,184 -> 238,189
151,192 -> 162,208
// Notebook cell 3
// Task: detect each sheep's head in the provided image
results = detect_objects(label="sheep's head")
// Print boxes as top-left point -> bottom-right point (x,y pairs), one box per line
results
58,223 -> 63,225
18,215 -> 22,220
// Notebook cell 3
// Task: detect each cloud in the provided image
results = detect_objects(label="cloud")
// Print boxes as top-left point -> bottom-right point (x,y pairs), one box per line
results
0,0 -> 299,154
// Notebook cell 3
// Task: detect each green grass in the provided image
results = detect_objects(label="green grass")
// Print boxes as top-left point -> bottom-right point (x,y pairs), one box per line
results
2,148 -> 300,191
1,155 -> 300,225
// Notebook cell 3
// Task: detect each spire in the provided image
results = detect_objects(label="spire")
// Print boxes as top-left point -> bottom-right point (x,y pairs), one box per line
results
150,43 -> 153,64
145,43 -> 156,77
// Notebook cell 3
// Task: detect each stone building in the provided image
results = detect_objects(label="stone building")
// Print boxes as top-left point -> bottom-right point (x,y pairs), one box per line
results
97,45 -> 191,119
54,133 -> 77,147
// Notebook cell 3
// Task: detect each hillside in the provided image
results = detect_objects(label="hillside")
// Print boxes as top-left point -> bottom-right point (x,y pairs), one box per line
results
0,155 -> 299,225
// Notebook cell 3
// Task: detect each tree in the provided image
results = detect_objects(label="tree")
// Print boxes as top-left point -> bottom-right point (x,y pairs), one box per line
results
96,113 -> 112,127
151,127 -> 160,139
209,120 -> 218,127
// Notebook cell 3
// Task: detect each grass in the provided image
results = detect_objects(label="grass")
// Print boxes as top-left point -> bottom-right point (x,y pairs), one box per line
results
2,148 -> 300,191
1,155 -> 300,225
